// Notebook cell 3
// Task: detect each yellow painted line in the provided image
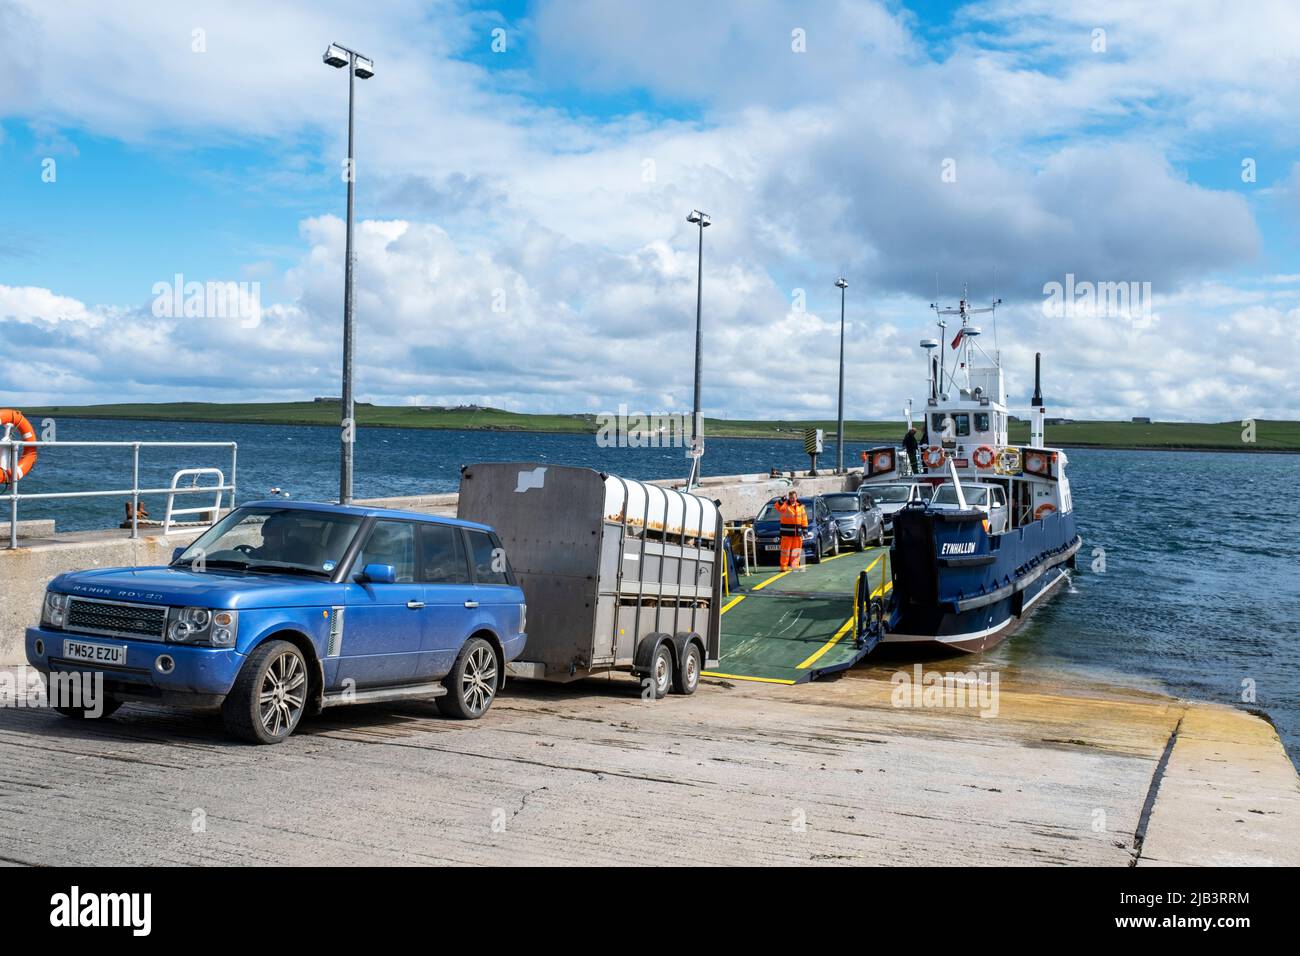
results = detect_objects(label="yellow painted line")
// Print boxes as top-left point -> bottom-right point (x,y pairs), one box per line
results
720,595 -> 746,615
750,568 -> 792,591
700,671 -> 798,685
794,554 -> 890,670
795,615 -> 857,669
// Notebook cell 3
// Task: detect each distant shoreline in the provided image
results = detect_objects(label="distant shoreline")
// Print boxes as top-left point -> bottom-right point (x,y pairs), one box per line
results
23,406 -> 1300,456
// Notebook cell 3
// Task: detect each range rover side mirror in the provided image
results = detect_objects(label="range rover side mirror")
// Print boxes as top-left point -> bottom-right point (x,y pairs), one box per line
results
359,563 -> 397,585
171,547 -> 186,564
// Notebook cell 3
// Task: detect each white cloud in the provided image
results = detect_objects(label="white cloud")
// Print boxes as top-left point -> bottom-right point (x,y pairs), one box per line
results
1,0 -> 1297,422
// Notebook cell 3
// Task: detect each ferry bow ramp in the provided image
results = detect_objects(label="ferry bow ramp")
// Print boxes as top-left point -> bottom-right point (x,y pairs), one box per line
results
706,548 -> 891,684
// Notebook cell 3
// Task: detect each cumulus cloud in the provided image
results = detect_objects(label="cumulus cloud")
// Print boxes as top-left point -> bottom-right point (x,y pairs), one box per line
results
0,0 -> 1296,422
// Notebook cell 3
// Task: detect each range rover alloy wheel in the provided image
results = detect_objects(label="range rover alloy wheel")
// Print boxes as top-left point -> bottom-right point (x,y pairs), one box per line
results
223,640 -> 308,744
438,637 -> 499,719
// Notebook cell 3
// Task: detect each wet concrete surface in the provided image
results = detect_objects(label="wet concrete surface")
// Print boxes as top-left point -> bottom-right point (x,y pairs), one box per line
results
2,667 -> 1295,866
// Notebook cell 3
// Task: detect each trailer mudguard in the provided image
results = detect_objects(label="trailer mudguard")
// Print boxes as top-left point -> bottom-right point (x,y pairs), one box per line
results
632,632 -> 672,675
671,630 -> 705,665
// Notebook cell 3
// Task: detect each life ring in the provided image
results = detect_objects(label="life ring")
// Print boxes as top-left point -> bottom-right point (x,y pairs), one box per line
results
922,446 -> 945,469
995,446 -> 1021,474
873,450 -> 893,472
0,409 -> 38,482
1024,451 -> 1049,475
1033,503 -> 1056,521
972,445 -> 995,469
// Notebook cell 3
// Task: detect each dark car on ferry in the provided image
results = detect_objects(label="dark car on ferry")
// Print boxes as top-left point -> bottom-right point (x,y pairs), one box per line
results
752,494 -> 840,564
26,502 -> 528,744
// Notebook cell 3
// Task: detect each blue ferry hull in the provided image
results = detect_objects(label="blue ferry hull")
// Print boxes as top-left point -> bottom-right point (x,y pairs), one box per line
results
881,504 -> 1081,654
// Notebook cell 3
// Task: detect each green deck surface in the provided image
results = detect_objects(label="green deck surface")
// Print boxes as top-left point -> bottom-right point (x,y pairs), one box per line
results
708,548 -> 891,684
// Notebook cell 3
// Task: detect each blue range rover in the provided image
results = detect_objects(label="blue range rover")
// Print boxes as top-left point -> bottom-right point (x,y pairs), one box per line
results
26,502 -> 528,744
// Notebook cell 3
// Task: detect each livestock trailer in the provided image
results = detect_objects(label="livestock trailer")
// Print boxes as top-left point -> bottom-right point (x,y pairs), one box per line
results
456,463 -> 723,697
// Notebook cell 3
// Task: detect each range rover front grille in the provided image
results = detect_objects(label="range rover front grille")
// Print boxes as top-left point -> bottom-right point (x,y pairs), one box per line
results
65,598 -> 168,641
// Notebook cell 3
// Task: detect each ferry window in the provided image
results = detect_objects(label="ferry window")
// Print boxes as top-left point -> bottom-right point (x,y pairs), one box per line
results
932,486 -> 989,506
420,523 -> 470,584
466,530 -> 512,585
954,413 -> 970,436
356,520 -> 417,583
975,412 -> 990,432
870,485 -> 912,503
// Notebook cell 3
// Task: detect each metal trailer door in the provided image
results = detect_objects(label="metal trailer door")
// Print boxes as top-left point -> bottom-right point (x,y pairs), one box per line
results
457,463 -> 603,677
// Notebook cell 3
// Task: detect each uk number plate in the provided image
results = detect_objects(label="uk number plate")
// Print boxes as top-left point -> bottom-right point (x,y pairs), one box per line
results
63,640 -> 128,666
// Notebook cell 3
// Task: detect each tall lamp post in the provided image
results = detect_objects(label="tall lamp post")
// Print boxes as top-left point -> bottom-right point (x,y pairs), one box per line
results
322,42 -> 375,504
685,209 -> 711,490
834,276 -> 848,474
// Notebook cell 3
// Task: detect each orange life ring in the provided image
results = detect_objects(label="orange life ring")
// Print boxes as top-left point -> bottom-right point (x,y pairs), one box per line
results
922,446 -> 945,469
873,451 -> 893,472
1024,451 -> 1049,475
0,409 -> 38,482
972,445 -> 995,469
1033,503 -> 1056,521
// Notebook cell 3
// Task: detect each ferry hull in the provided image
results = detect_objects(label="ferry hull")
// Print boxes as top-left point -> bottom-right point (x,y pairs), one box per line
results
883,504 -> 1080,655
879,561 -> 1070,653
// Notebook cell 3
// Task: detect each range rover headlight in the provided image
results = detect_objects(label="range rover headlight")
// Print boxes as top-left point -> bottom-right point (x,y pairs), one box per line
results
42,591 -> 70,628
166,607 -> 236,646
181,607 -> 212,629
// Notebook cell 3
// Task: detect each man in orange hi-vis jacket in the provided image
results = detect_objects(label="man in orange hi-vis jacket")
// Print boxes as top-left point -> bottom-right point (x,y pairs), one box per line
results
773,490 -> 808,571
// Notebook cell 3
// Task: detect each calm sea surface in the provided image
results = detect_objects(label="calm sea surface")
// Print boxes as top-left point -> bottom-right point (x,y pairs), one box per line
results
13,418 -> 1300,761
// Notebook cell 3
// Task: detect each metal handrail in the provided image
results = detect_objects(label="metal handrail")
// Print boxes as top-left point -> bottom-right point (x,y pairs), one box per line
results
741,526 -> 757,575
0,439 -> 237,548
163,468 -> 227,535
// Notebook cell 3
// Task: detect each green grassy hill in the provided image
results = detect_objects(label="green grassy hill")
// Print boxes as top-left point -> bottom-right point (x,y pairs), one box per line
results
20,401 -> 1299,452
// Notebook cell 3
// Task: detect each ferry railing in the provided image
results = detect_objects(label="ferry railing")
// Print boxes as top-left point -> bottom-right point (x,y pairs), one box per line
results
0,440 -> 237,549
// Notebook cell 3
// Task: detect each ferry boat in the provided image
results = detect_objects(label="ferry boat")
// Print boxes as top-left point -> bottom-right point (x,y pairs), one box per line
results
862,293 -> 1082,653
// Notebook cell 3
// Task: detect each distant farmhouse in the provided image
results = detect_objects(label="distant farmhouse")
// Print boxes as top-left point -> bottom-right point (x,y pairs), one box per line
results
1131,416 -> 1152,424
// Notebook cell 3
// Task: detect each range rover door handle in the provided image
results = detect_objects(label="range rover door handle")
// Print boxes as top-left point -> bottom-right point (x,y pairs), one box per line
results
406,600 -> 425,609
463,600 -> 479,609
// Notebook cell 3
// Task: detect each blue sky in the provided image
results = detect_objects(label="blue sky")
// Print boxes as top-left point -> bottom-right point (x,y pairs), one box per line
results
1,0 -> 1298,420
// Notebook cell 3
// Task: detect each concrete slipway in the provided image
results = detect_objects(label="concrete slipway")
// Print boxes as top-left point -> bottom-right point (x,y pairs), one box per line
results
1,654 -> 1296,866
0,471 -> 1296,865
